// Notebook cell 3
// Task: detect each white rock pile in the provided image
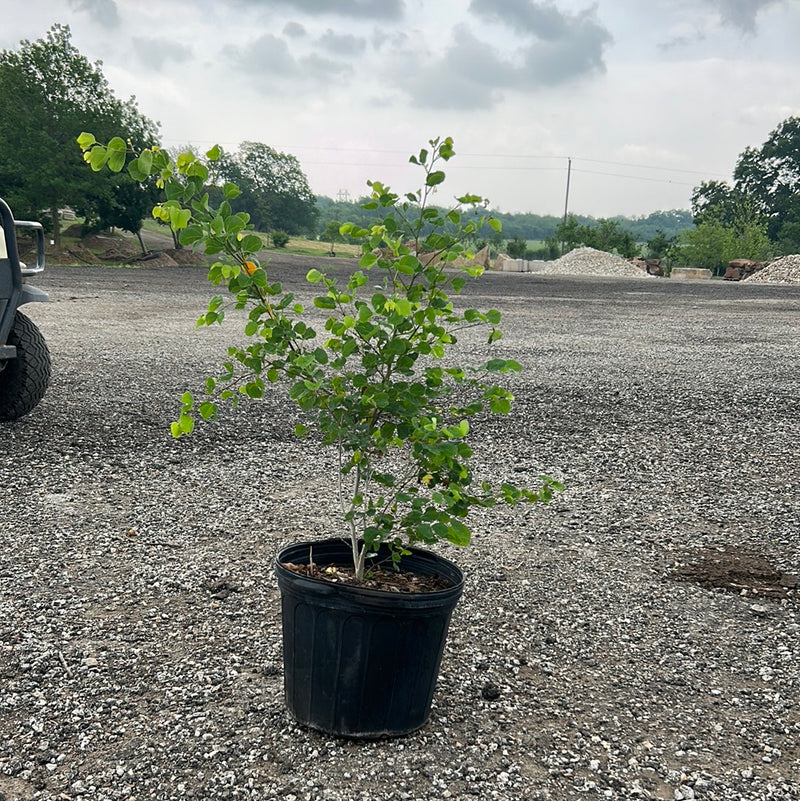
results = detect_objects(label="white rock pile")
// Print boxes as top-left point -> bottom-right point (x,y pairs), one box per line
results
744,254 -> 800,284
496,247 -> 649,278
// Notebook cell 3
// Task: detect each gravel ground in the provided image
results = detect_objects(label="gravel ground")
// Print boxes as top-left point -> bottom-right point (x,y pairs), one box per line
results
1,256 -> 799,801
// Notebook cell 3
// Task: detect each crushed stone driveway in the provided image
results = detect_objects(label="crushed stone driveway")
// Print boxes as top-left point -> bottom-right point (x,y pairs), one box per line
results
1,257 -> 799,801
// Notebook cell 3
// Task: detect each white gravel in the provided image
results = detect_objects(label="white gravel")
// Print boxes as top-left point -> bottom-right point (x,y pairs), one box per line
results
1,259 -> 798,801
497,248 -> 649,278
745,255 -> 800,285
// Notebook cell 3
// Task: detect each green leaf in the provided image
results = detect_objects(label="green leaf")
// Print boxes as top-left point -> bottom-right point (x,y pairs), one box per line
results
394,298 -> 413,317
306,268 -> 324,283
198,402 -> 216,420
88,146 -> 108,172
127,158 -> 148,182
239,234 -> 263,252
446,519 -> 471,546
76,132 -> 96,150
426,170 -> 446,187
223,182 -> 241,199
485,358 -> 520,372
489,217 -> 502,232
179,225 -> 203,246
206,144 -> 221,160
489,397 -> 511,414
106,137 -> 127,172
385,338 -> 407,356
314,296 -> 336,309
396,255 -> 420,275
169,207 -> 192,231
137,149 -> 153,176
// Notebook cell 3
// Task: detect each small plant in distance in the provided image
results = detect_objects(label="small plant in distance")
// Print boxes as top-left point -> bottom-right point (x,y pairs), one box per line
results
78,133 -> 562,582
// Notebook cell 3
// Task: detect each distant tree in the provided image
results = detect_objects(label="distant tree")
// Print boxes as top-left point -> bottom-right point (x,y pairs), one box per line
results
0,24 -> 158,247
615,210 -> 693,241
218,142 -> 318,235
555,214 -> 638,257
322,219 -> 343,254
505,237 -> 528,259
734,116 -> 800,252
690,180 -> 742,226
78,177 -> 161,253
271,230 -> 290,248
646,230 -> 672,260
673,217 -> 772,274
583,218 -> 638,258
555,214 -> 583,254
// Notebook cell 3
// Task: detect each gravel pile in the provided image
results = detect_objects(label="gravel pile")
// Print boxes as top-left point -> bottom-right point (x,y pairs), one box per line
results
1,257 -> 799,801
534,247 -> 648,278
745,255 -> 800,284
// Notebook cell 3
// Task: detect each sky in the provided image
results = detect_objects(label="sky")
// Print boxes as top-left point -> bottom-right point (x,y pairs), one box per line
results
2,0 -> 800,218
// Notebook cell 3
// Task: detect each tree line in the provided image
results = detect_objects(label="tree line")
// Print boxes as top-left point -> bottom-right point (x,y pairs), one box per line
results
0,25 -> 318,251
2,25 -> 798,272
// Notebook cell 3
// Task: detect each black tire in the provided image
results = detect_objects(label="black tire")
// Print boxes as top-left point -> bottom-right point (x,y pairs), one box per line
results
0,311 -> 51,421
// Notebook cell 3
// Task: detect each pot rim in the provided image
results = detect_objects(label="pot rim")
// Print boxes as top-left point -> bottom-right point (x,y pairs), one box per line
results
275,538 -> 465,601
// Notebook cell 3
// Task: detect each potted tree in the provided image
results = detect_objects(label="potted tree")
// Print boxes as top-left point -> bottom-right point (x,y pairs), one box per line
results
78,133 -> 561,737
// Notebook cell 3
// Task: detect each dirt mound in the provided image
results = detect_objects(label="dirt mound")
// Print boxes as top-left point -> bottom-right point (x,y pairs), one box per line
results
674,545 -> 797,599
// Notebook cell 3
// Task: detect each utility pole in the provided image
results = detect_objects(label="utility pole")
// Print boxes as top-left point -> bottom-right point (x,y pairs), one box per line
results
561,157 -> 572,256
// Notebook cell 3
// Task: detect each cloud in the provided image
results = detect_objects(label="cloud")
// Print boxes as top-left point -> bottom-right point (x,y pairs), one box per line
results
283,22 -> 307,38
317,29 -> 367,56
705,0 -> 785,33
223,33 -> 352,93
520,7 -> 611,85
395,1 -> 612,109
233,0 -> 404,19
469,0 -> 575,40
131,37 -> 193,71
67,0 -> 120,29
397,26 -> 510,110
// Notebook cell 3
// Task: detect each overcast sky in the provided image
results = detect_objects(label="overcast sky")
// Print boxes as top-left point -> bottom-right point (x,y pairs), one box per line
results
3,0 -> 799,217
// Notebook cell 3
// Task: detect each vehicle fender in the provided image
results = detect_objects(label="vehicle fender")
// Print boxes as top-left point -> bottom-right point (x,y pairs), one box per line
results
20,284 -> 49,304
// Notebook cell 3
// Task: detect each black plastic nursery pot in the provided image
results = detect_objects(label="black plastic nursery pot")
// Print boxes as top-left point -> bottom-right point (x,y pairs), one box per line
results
275,539 -> 464,738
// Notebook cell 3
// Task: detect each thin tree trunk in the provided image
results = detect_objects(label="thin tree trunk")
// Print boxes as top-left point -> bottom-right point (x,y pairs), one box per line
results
136,229 -> 146,254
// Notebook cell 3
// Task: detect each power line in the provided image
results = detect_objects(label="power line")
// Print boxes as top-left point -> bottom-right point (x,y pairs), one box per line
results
570,167 -> 699,187
159,136 -> 729,181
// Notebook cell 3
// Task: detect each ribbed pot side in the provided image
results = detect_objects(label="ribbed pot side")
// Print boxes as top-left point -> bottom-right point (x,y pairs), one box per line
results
275,539 -> 464,738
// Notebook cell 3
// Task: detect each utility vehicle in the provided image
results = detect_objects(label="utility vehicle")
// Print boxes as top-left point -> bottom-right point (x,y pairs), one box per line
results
0,198 -> 50,420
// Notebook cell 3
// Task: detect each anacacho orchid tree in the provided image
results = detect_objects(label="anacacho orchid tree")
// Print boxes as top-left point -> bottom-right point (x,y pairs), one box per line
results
78,132 -> 561,581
